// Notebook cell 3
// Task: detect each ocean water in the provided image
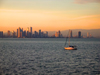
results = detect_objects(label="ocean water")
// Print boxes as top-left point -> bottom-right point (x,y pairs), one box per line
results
0,38 -> 100,75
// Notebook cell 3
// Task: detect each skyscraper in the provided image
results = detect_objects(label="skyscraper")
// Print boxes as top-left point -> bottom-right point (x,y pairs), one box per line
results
12,31 -> 15,37
55,30 -> 62,38
27,27 -> 29,37
41,32 -> 44,38
39,30 -> 41,38
21,28 -> 23,38
78,31 -> 81,38
45,31 -> 48,37
55,32 -> 59,37
30,27 -> 32,38
34,31 -> 38,38
8,30 -> 10,37
17,29 -> 18,37
17,27 -> 23,38
23,31 -> 26,37
18,27 -> 21,38
87,32 -> 90,38
58,30 -> 61,37
0,31 -> 3,38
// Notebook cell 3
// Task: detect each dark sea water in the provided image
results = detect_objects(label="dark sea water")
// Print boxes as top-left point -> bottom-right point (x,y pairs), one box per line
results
0,38 -> 100,75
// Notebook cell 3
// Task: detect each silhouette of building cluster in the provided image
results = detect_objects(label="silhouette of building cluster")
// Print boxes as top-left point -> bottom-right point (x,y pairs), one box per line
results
7,30 -> 16,38
87,32 -> 92,38
51,30 -> 63,38
33,30 -> 48,38
0,28 -> 95,38
68,30 -> 81,38
17,27 -> 48,38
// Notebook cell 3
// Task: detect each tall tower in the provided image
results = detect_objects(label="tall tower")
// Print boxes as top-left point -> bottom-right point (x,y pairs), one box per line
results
30,27 -> 32,38
18,27 -> 21,38
12,31 -> 15,37
78,31 -> 81,38
17,29 -> 18,37
0,31 -> 3,38
39,29 -> 41,38
23,31 -> 26,37
58,30 -> 60,38
30,27 -> 32,34
55,32 -> 58,37
27,27 -> 29,37
45,31 -> 48,37
34,31 -> 38,38
8,30 -> 10,37
17,27 -> 23,38
87,32 -> 90,38
20,28 -> 23,38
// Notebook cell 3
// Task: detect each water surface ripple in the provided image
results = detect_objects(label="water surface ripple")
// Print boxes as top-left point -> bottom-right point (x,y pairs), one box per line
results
0,38 -> 100,75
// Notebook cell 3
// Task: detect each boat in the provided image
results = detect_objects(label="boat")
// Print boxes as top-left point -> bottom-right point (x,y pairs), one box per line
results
64,30 -> 77,50
64,46 -> 77,50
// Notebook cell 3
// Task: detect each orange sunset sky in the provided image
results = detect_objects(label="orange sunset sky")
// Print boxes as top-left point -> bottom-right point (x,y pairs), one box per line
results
0,0 -> 100,32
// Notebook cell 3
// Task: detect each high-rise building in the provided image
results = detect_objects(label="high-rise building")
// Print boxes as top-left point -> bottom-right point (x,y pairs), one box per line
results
45,31 -> 48,37
34,31 -> 38,38
27,27 -> 29,37
23,31 -> 26,37
17,29 -> 18,37
18,27 -> 21,38
8,30 -> 10,37
41,32 -> 44,38
39,30 -> 41,38
87,32 -> 90,38
17,27 -> 23,38
21,28 -> 23,38
30,27 -> 32,34
0,31 -> 3,38
55,32 -> 59,37
90,34 -> 92,38
20,32 -> 23,38
78,31 -> 81,38
55,30 -> 62,38
30,27 -> 32,38
58,30 -> 61,37
12,31 -> 15,37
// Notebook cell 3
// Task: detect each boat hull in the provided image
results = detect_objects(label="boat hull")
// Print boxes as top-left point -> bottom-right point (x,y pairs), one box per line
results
64,47 -> 77,50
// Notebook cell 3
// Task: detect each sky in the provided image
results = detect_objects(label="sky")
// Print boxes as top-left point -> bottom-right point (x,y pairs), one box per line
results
0,0 -> 100,32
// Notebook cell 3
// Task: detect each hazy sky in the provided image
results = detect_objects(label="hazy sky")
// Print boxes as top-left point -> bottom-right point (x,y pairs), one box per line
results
0,0 -> 100,32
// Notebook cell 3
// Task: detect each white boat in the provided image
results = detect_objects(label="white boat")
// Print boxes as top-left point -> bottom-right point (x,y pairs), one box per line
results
64,46 -> 77,50
64,30 -> 77,50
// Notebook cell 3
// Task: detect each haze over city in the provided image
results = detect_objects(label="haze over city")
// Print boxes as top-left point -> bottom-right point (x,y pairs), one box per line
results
0,1 -> 100,75
0,0 -> 100,35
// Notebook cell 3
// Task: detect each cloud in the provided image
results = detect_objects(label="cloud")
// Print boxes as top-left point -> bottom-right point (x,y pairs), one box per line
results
71,15 -> 100,20
74,0 -> 100,4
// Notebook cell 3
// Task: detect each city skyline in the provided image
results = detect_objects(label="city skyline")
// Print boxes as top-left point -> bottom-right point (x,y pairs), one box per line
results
1,26 -> 99,38
0,0 -> 100,32
4,27 -> 49,38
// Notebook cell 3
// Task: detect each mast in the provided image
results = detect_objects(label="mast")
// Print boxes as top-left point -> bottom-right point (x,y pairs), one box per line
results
68,30 -> 70,46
